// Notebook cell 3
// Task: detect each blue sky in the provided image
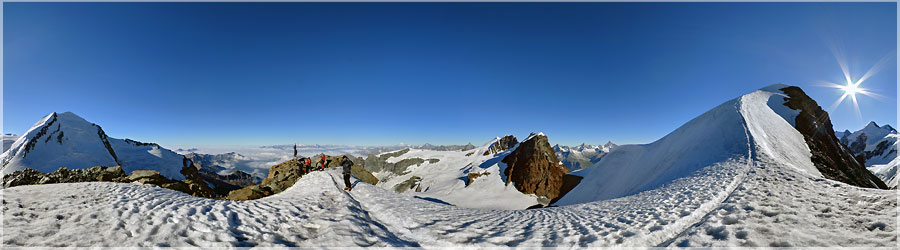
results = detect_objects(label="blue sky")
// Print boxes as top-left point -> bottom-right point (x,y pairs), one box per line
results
4,3 -> 897,147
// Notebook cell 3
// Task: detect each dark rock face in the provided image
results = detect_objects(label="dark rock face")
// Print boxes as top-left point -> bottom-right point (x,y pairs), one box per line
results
484,135 -> 519,156
780,86 -> 887,189
863,140 -> 897,162
3,166 -> 126,188
363,149 -> 410,173
501,133 -> 579,201
847,133 -> 868,154
393,176 -> 422,193
359,149 -> 433,177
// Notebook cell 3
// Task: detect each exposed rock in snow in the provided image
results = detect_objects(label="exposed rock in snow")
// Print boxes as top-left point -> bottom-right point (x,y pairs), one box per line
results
2,166 -> 126,188
502,133 -> 578,203
482,135 -> 518,156
780,86 -> 887,189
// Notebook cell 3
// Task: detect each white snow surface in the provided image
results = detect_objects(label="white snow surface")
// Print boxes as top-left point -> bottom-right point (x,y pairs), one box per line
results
2,86 -> 896,247
3,166 -> 895,247
559,85 -> 818,205
0,112 -> 185,180
373,144 -> 541,210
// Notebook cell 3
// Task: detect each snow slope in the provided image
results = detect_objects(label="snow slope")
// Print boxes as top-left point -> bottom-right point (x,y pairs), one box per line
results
3,166 -> 894,247
370,138 -> 543,210
553,142 -> 614,171
559,85 -> 817,204
2,85 -> 896,247
2,134 -> 20,154
842,121 -> 898,166
0,112 -> 185,179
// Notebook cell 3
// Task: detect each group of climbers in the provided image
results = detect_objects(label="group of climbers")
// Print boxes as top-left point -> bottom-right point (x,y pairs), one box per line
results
295,153 -> 356,191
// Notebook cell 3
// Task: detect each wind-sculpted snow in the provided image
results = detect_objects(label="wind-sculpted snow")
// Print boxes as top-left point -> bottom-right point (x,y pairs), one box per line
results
2,86 -> 895,247
3,160 -> 895,247
2,171 -> 418,247
665,157 -> 897,247
4,164 -> 747,247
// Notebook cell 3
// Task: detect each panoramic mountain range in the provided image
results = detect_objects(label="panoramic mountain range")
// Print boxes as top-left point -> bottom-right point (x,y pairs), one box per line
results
1,84 -> 896,247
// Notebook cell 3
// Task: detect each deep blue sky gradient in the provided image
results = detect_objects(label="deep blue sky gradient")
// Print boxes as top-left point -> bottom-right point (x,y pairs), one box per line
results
4,3 -> 897,147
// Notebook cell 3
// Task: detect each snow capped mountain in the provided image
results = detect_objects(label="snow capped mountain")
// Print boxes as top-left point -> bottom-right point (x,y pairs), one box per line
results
865,133 -> 900,189
558,84 -> 881,205
554,142 -> 616,171
840,121 -> 898,166
1,112 -> 186,180
835,122 -> 898,188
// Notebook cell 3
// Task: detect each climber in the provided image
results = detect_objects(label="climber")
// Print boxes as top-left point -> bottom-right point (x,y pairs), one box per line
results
303,157 -> 312,174
340,155 -> 354,191
318,155 -> 327,171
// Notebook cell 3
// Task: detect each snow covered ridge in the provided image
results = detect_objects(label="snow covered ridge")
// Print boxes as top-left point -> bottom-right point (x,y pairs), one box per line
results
839,121 -> 898,166
835,122 -> 899,189
1,112 -> 186,180
553,142 -> 616,171
559,84 -> 884,205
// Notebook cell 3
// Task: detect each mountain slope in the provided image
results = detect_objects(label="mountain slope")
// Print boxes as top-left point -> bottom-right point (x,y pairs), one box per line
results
0,112 -> 185,180
840,121 -> 897,162
364,136 -> 544,210
558,84 -> 885,205
553,142 -> 615,171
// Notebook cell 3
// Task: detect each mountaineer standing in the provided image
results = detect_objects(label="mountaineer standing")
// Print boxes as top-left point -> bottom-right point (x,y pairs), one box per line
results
340,155 -> 354,191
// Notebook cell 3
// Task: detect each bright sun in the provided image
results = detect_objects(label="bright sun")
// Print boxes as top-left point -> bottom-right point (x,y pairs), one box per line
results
840,82 -> 861,96
820,49 -> 891,119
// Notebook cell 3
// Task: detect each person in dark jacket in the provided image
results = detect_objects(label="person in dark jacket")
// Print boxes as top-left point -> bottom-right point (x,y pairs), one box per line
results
340,155 -> 353,191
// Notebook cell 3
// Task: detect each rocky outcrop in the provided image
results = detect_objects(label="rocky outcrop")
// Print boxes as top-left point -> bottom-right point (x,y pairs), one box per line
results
226,155 -> 379,200
124,168 -> 216,198
362,149 -> 410,173
501,133 -> 581,202
484,135 -> 518,156
393,176 -> 422,193
198,169 -> 259,196
259,159 -> 306,194
465,172 -> 490,186
780,86 -> 887,189
3,165 -> 216,198
3,166 -> 126,188
351,164 -> 379,185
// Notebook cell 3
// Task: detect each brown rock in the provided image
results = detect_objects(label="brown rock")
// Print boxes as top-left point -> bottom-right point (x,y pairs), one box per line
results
501,133 -> 574,201
780,86 -> 887,189
484,135 -> 518,156
465,172 -> 490,187
226,185 -> 272,201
